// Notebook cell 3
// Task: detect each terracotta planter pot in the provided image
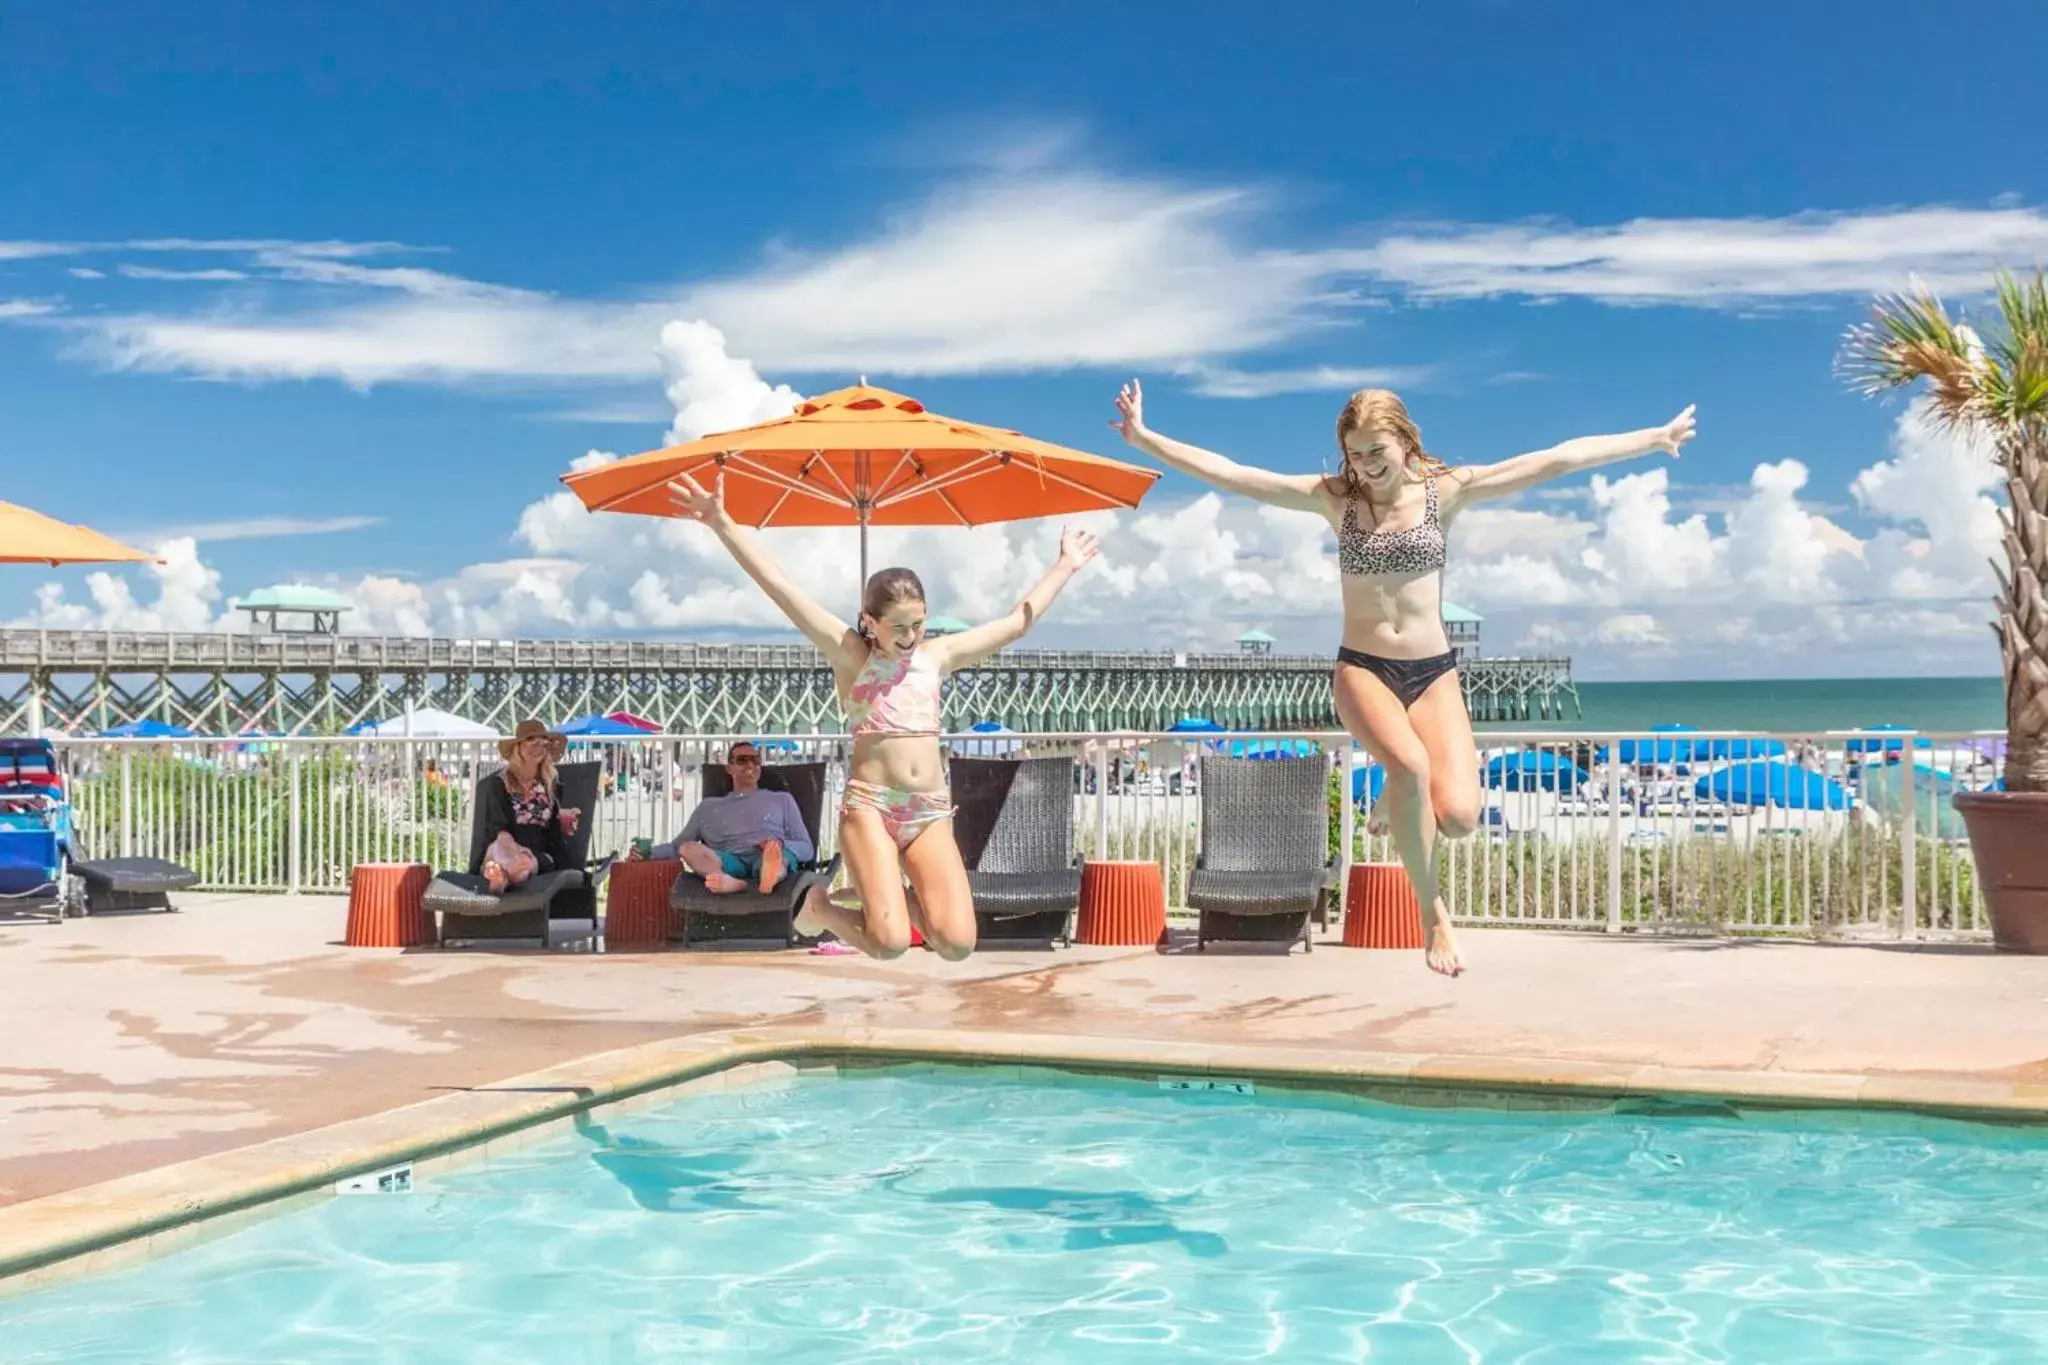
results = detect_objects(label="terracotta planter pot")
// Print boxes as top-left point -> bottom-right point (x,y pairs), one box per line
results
1952,790 -> 2048,953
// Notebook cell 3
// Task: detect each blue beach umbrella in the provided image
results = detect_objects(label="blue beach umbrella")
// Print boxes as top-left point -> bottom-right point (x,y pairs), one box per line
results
1351,764 -> 1387,804
1606,726 -> 1703,765
958,721 -> 1023,756
1225,738 -> 1319,759
556,714 -> 650,737
1695,761 -> 1849,810
1167,717 -> 1225,734
1700,736 -> 1788,761
1844,724 -> 1930,755
99,719 -> 195,739
1485,751 -> 1586,792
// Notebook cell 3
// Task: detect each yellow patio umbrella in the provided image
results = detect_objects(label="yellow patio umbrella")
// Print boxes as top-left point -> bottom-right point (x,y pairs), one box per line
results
561,381 -> 1161,581
0,501 -> 158,565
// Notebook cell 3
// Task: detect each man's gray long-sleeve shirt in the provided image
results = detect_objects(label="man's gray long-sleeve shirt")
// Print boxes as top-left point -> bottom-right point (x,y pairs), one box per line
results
654,789 -> 815,863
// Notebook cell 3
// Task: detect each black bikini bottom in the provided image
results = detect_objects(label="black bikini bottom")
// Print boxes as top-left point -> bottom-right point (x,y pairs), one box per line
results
1336,646 -> 1459,710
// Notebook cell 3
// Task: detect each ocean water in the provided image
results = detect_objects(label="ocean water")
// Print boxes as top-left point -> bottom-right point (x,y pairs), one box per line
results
6,1068 -> 2048,1362
1501,675 -> 2003,734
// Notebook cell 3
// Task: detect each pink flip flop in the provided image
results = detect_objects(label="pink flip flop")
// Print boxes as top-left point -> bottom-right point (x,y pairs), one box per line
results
809,940 -> 860,956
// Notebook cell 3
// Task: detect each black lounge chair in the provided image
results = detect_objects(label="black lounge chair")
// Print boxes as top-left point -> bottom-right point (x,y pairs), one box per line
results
951,755 -> 1080,947
1186,755 -> 1337,953
670,761 -> 835,949
74,858 -> 200,914
425,761 -> 606,948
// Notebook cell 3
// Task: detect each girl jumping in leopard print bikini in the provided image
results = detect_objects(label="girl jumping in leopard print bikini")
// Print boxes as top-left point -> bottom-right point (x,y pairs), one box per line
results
1112,380 -> 1696,976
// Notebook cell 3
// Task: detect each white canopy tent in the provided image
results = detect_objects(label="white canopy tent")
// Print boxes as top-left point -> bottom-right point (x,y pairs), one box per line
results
354,707 -> 498,741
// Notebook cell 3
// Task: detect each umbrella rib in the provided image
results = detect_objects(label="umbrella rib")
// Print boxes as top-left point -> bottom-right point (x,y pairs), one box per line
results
872,452 -> 1003,509
874,452 -> 1140,513
759,485 -> 796,526
1016,460 -> 1147,508
871,450 -> 920,504
805,451 -> 860,506
579,450 -> 849,514
717,453 -> 856,511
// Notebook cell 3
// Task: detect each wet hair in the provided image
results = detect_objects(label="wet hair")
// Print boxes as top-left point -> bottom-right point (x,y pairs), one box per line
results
1326,388 -> 1451,507
859,567 -> 927,639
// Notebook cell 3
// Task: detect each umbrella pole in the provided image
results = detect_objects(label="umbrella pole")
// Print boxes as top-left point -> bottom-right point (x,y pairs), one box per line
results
859,501 -> 869,589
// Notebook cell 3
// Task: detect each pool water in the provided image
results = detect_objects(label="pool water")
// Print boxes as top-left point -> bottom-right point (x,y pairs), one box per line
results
6,1068 -> 2048,1362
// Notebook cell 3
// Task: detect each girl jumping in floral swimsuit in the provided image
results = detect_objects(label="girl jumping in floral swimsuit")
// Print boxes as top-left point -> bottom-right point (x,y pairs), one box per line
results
668,470 -> 1100,961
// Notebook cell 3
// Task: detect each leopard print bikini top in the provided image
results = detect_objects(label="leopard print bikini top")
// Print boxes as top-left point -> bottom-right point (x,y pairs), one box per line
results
1338,474 -> 1446,578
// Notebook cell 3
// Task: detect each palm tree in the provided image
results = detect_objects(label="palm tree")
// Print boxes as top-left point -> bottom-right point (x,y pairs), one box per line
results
1839,270 -> 2048,792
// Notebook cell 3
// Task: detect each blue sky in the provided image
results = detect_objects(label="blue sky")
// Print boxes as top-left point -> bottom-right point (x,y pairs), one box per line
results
3,1 -> 2044,677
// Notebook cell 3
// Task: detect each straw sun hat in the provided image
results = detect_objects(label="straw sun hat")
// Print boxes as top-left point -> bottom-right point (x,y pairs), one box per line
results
498,718 -> 567,762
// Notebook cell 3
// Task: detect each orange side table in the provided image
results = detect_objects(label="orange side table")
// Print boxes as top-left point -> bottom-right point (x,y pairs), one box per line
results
1076,860 -> 1167,947
606,858 -> 682,948
1343,862 -> 1425,949
345,862 -> 435,948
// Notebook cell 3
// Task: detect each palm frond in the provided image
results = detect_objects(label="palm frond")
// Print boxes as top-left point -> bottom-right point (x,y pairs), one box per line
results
1981,270 -> 2048,429
1835,288 -> 1983,427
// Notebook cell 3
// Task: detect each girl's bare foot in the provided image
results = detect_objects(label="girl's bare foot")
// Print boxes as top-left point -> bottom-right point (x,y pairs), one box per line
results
703,872 -> 748,894
1365,796 -> 1390,838
1423,903 -> 1465,977
794,883 -> 828,937
483,862 -> 508,894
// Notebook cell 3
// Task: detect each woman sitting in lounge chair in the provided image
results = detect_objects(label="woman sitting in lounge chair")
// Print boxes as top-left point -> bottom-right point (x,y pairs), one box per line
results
476,719 -> 582,892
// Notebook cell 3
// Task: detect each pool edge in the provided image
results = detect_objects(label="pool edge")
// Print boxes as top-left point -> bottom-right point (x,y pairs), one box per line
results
4,1025 -> 2044,1289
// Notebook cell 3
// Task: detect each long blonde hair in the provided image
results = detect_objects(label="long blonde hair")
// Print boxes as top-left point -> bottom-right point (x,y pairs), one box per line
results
1327,388 -> 1452,509
502,747 -> 558,794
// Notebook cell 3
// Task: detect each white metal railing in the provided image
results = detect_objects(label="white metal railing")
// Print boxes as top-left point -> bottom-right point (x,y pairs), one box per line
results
40,728 -> 1996,939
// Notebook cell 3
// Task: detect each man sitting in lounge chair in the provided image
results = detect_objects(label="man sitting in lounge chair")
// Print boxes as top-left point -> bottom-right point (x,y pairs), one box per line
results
626,740 -> 813,894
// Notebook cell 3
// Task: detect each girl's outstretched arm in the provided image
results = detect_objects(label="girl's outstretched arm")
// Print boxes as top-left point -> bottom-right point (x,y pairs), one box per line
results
1448,406 -> 1698,510
667,472 -> 862,667
933,528 -> 1101,671
1111,379 -> 1325,512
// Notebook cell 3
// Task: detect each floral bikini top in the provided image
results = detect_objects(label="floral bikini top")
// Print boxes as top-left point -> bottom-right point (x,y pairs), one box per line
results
846,646 -> 945,737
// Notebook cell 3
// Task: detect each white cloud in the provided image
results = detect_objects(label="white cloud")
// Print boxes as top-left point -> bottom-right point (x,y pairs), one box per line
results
67,267 -> 105,280
9,538 -> 226,632
0,241 -> 81,261
656,320 -> 802,445
1473,398 -> 2006,674
0,299 -> 55,318
530,401 -> 674,425
1175,362 -> 1432,399
1,237 -> 408,260
1590,613 -> 1670,647
1324,205 -> 2048,306
36,173 -> 1328,387
116,265 -> 250,282
126,514 -> 384,543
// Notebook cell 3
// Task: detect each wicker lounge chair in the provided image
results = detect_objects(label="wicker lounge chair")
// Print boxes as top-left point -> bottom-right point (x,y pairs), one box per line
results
670,761 -> 835,948
74,858 -> 201,913
950,755 -> 1081,947
425,761 -> 605,948
1186,755 -> 1337,953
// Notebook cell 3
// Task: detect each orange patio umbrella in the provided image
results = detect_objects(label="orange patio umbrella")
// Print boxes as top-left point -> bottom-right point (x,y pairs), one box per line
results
0,500 -> 158,566
562,381 -> 1161,581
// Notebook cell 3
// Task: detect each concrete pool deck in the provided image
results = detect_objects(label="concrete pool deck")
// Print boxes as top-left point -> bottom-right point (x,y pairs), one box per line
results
4,892 -> 2048,1281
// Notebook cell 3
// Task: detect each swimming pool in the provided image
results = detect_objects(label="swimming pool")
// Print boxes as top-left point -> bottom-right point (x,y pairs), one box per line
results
5,1065 -> 2047,1361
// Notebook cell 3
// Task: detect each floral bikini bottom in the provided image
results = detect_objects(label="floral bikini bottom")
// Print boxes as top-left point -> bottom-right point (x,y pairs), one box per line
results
841,778 -> 954,850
